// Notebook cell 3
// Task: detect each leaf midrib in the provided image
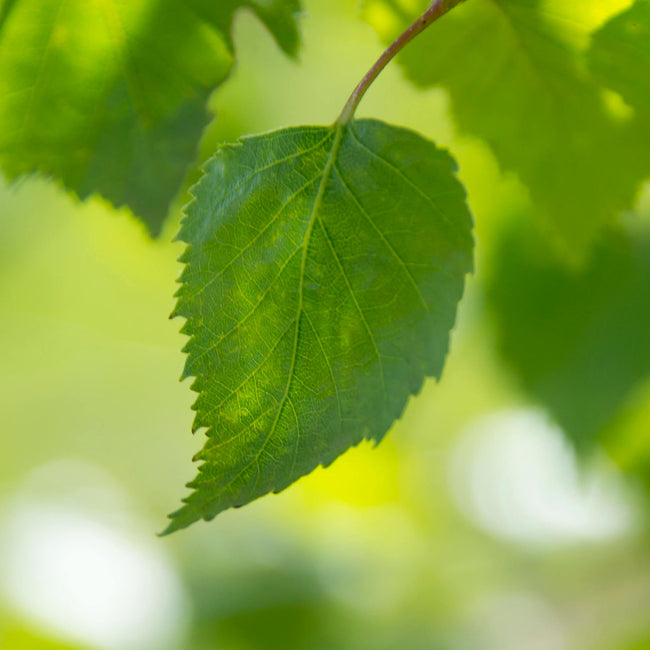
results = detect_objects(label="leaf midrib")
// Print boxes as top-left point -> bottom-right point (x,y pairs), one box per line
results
206,123 -> 345,502
257,124 -> 344,461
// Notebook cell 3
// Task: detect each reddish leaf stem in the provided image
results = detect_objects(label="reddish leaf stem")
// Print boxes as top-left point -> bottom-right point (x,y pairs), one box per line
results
337,0 -> 466,125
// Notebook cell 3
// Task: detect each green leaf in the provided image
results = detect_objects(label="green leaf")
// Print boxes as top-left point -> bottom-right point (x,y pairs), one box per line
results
0,0 -> 301,235
587,1 -> 650,194
589,1 -> 650,126
165,118 -> 473,532
487,219 -> 650,451
362,0 -> 647,252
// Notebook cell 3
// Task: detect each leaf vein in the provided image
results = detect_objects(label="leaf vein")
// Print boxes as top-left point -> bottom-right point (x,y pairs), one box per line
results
316,217 -> 388,404
333,162 -> 429,313
187,173 -> 322,301
347,127 -> 460,237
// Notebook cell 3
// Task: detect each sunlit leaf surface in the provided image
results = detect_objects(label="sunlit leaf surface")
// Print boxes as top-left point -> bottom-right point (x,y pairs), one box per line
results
166,119 -> 473,532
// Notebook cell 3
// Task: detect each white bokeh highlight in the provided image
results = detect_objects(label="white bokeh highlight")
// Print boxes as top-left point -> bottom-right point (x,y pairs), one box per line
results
0,462 -> 189,650
450,410 -> 637,545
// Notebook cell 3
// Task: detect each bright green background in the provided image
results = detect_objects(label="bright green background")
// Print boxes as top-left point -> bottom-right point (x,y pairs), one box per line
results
1,1 -> 649,648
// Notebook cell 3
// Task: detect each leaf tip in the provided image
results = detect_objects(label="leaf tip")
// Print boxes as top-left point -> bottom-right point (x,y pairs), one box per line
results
159,502 -> 204,536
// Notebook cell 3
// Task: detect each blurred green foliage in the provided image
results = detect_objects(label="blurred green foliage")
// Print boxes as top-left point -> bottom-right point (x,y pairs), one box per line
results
589,0 -> 650,133
362,0 -> 650,254
487,219 -> 650,453
0,619 -> 87,649
0,0 -> 301,234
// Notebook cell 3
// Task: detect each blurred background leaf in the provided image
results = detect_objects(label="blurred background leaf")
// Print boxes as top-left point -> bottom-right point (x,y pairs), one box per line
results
485,217 -> 650,455
361,0 -> 650,256
588,0 -> 650,162
588,0 -> 650,117
0,0 -> 301,235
